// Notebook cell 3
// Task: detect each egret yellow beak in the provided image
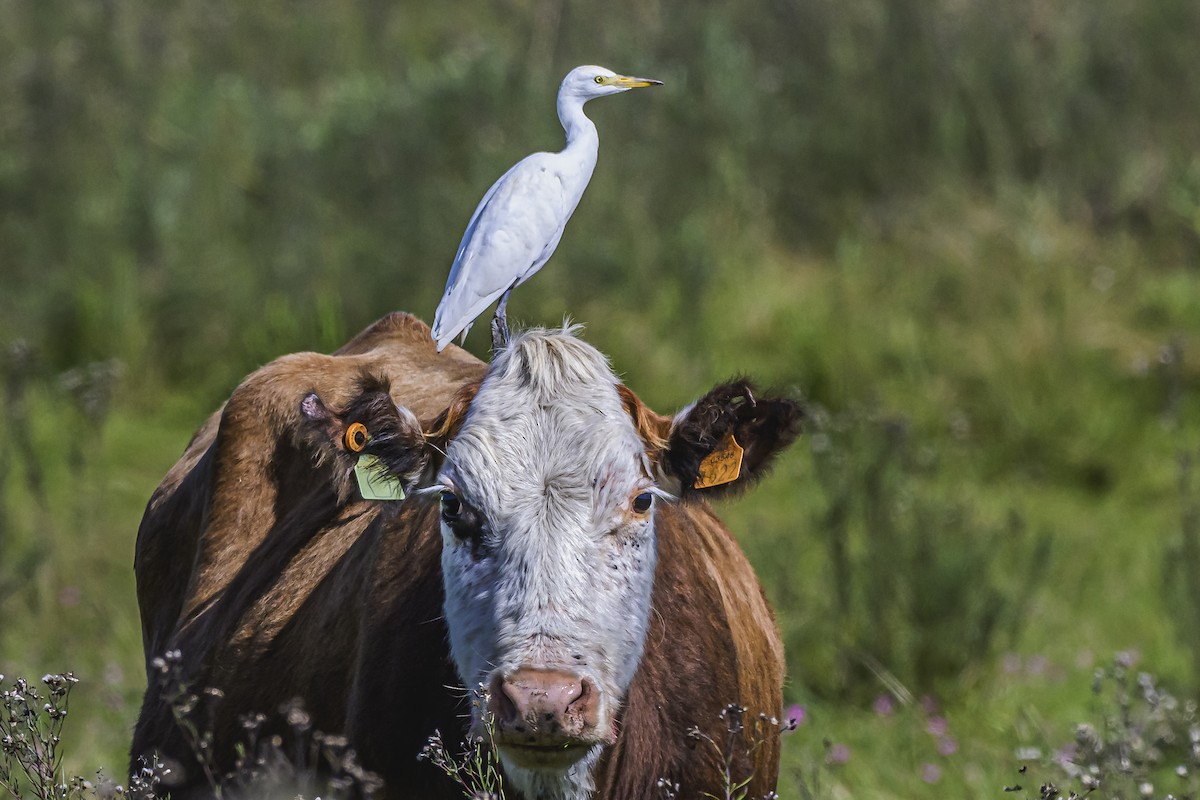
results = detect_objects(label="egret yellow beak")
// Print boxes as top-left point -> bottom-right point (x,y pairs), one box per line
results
611,75 -> 663,89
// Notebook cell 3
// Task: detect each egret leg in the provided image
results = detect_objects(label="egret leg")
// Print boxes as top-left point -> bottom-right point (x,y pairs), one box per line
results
491,283 -> 517,353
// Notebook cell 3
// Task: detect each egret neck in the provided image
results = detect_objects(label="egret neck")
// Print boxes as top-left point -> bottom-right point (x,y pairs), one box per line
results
556,92 -> 600,198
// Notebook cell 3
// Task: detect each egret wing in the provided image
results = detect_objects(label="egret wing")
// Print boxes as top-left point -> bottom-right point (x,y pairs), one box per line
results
432,154 -> 568,348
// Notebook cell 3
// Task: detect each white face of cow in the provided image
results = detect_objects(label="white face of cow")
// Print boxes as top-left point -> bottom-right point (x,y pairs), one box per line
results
435,329 -> 658,798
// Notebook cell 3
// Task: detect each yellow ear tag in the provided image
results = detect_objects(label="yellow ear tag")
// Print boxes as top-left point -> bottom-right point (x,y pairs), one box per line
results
345,422 -> 368,453
354,454 -> 406,501
694,432 -> 744,489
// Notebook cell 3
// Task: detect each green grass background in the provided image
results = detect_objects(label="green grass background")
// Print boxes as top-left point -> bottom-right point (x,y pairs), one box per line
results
2,1 -> 1199,797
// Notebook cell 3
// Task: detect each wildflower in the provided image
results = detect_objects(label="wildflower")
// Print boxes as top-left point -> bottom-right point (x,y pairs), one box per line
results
926,716 -> 948,737
921,763 -> 941,784
920,694 -> 939,715
784,703 -> 806,728
827,743 -> 851,764
938,736 -> 958,756
1115,649 -> 1139,669
872,694 -> 894,716
1055,744 -> 1080,776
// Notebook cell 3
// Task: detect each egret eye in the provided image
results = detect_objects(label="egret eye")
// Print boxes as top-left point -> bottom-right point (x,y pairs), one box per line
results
594,75 -> 605,84
633,492 -> 654,514
440,491 -> 462,520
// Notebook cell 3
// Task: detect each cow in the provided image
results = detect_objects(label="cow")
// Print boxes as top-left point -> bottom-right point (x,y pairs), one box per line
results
131,312 -> 802,800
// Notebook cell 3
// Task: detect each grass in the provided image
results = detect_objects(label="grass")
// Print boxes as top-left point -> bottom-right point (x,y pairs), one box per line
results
1,190 -> 1198,798
3,3 -> 1199,793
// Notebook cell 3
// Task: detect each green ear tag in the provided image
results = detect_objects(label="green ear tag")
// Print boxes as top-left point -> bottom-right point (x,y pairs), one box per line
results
354,454 -> 406,501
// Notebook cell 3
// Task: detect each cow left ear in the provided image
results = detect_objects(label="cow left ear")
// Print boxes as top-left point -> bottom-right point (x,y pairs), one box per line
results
659,380 -> 804,499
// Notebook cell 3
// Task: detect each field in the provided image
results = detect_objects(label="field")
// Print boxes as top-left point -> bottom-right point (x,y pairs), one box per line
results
2,2 -> 1200,798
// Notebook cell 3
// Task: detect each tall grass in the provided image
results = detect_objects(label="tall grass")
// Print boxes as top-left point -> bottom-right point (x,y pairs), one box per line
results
2,1 -> 1198,386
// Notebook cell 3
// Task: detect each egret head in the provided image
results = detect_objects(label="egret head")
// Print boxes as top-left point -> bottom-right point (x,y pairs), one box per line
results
560,65 -> 662,102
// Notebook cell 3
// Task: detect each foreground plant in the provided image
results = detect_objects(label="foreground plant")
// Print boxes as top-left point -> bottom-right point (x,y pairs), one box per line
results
419,687 -> 505,800
656,704 -> 793,800
149,650 -> 381,799
1011,654 -> 1200,799
1,673 -> 164,800
0,673 -> 82,800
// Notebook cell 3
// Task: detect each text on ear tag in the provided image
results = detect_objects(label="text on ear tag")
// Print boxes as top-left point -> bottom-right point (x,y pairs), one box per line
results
694,432 -> 744,489
355,454 -> 406,501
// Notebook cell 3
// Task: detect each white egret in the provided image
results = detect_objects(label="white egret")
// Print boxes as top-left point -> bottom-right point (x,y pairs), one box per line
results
431,65 -> 662,352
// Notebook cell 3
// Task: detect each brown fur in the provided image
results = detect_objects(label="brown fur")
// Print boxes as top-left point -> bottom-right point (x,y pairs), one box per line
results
616,383 -> 671,458
422,380 -> 481,465
131,313 -> 794,799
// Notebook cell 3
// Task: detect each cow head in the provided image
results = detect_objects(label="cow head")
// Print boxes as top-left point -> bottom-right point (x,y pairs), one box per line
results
425,328 -> 801,798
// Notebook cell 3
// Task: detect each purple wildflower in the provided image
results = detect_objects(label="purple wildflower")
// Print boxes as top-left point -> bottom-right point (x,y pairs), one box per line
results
921,763 -> 942,784
1116,649 -> 1140,668
828,743 -> 851,764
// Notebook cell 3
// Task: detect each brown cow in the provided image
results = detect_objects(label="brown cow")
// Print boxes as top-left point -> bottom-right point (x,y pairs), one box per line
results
131,312 -> 801,800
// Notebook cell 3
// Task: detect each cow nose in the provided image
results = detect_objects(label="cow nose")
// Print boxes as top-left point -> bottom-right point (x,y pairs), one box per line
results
490,668 -> 598,743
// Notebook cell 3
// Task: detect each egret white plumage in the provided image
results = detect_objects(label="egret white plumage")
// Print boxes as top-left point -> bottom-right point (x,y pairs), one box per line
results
431,65 -> 662,352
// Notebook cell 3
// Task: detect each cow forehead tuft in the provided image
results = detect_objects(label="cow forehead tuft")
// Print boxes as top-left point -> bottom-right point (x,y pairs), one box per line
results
489,326 -> 616,399
444,328 -> 645,512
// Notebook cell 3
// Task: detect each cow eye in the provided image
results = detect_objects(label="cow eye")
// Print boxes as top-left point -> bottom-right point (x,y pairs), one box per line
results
439,491 -> 484,546
440,491 -> 462,520
633,492 -> 654,514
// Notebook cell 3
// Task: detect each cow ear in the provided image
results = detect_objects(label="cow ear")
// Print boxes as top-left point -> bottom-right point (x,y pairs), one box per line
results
300,392 -> 340,443
660,380 -> 803,499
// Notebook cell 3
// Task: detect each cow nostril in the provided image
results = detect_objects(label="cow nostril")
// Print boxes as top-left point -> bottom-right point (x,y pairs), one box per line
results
568,676 -> 594,709
491,677 -> 520,726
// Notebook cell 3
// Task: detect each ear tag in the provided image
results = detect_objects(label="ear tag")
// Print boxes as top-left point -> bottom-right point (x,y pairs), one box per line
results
694,432 -> 744,489
345,422 -> 368,453
354,454 -> 406,501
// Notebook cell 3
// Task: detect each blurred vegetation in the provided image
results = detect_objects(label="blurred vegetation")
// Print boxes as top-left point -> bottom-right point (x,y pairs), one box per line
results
2,0 -> 1199,797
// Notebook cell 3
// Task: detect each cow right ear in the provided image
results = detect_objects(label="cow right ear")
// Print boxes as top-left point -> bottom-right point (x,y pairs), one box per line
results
658,380 -> 804,499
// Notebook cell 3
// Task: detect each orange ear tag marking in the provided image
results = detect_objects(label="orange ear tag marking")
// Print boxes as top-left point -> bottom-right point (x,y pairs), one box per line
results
694,432 -> 744,489
345,422 -> 368,452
